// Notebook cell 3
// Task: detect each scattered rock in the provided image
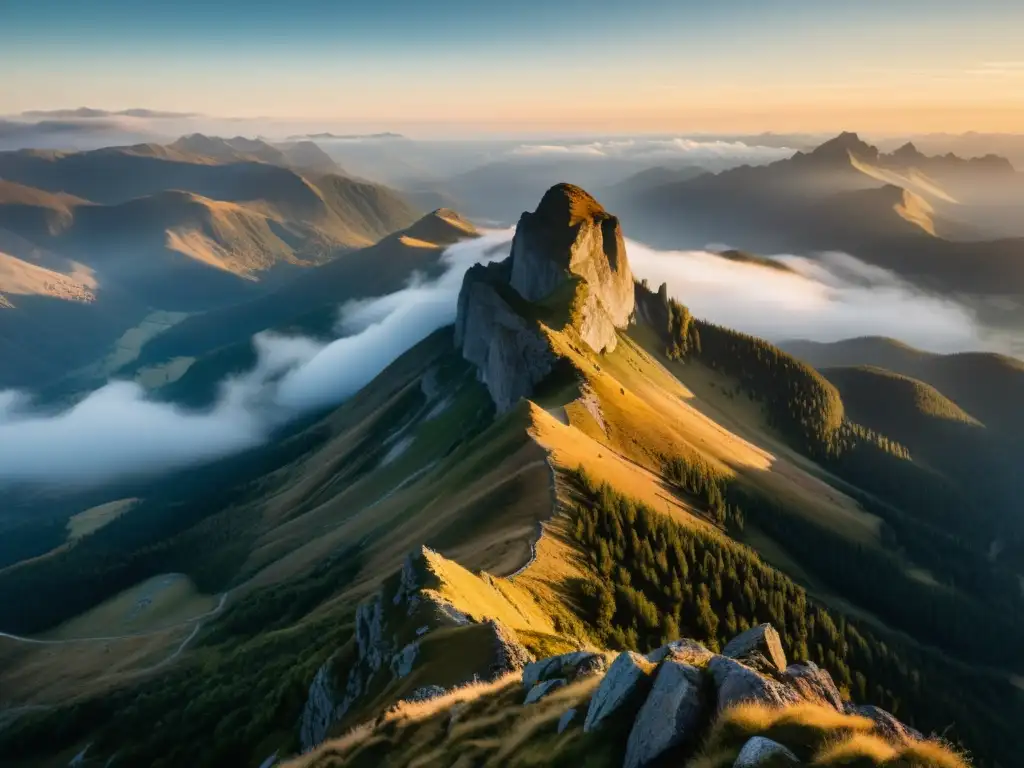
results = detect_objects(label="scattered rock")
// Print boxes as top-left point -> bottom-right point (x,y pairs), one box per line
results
557,708 -> 577,734
782,662 -> 843,711
849,704 -> 922,743
524,678 -> 567,705
583,651 -> 653,733
572,653 -> 608,680
485,619 -> 535,678
623,659 -> 705,768
522,651 -> 597,688
647,638 -> 713,667
722,624 -> 787,673
708,656 -> 800,711
733,736 -> 799,767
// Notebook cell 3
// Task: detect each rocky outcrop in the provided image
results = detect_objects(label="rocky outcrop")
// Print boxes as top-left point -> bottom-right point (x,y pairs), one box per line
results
299,548 -> 531,752
453,184 -> 635,410
583,651 -> 654,733
509,183 -> 634,331
708,655 -> 801,711
734,736 -> 799,767
522,650 -> 599,688
722,624 -> 787,673
485,618 -> 535,677
454,261 -> 556,412
647,638 -> 714,666
782,662 -> 843,711
623,659 -> 705,768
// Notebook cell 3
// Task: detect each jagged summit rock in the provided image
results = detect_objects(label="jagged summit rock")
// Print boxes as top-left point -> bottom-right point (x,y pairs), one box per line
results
454,183 -> 634,410
509,182 -> 634,329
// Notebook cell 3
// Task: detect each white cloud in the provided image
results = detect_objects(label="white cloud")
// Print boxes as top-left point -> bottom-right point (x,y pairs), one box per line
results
0,231 -> 512,486
509,138 -> 796,164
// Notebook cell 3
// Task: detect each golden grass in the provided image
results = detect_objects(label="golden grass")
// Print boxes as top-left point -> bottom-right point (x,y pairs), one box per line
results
813,733 -> 899,765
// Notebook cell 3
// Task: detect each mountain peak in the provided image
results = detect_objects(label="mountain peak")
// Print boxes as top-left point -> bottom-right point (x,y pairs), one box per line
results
454,184 -> 634,410
534,182 -> 607,226
809,131 -> 878,161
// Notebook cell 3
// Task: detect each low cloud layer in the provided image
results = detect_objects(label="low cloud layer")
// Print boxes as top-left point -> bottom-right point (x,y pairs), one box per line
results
626,243 -> 986,352
0,230 -> 990,487
0,232 -> 510,486
509,138 -> 796,165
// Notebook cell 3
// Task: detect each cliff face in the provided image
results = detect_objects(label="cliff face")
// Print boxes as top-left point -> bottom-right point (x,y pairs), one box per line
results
454,183 -> 634,411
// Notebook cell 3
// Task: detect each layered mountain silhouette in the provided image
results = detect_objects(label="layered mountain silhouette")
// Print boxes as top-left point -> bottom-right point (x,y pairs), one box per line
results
619,132 -> 1024,304
0,138 -> 420,389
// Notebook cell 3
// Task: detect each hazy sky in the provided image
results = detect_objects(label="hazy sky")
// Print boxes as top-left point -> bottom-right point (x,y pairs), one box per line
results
2,0 -> 1023,135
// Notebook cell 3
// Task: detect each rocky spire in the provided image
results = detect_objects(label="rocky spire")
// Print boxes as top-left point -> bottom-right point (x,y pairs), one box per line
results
454,183 -> 635,411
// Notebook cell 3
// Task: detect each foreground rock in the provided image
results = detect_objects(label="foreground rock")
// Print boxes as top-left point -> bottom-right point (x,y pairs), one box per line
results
733,736 -> 799,767
524,678 -> 567,704
522,650 -> 599,688
722,624 -> 788,673
623,658 -> 704,768
782,662 -> 843,711
708,655 -> 801,711
583,651 -> 653,733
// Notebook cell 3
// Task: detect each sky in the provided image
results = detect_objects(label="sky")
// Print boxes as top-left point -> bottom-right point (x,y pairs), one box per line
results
2,0 -> 1023,136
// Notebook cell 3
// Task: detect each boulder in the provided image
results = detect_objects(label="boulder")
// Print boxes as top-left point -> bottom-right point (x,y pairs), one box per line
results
583,652 -> 653,733
708,656 -> 801,711
623,659 -> 705,768
647,638 -> 714,667
522,651 -> 597,689
782,662 -> 843,710
572,653 -> 608,680
849,704 -> 922,743
524,678 -> 567,705
733,736 -> 799,767
722,624 -> 787,673
557,708 -> 577,734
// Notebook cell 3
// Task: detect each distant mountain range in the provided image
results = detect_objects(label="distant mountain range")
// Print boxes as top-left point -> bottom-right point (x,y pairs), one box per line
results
0,135 -> 420,389
616,132 -> 1024,318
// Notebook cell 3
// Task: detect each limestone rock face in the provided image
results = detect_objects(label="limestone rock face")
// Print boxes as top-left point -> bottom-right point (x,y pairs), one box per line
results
623,659 -> 705,768
782,662 -> 843,711
583,651 -> 653,733
733,736 -> 800,767
509,183 -> 634,332
454,261 -> 556,412
722,624 -> 788,673
708,655 -> 801,711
